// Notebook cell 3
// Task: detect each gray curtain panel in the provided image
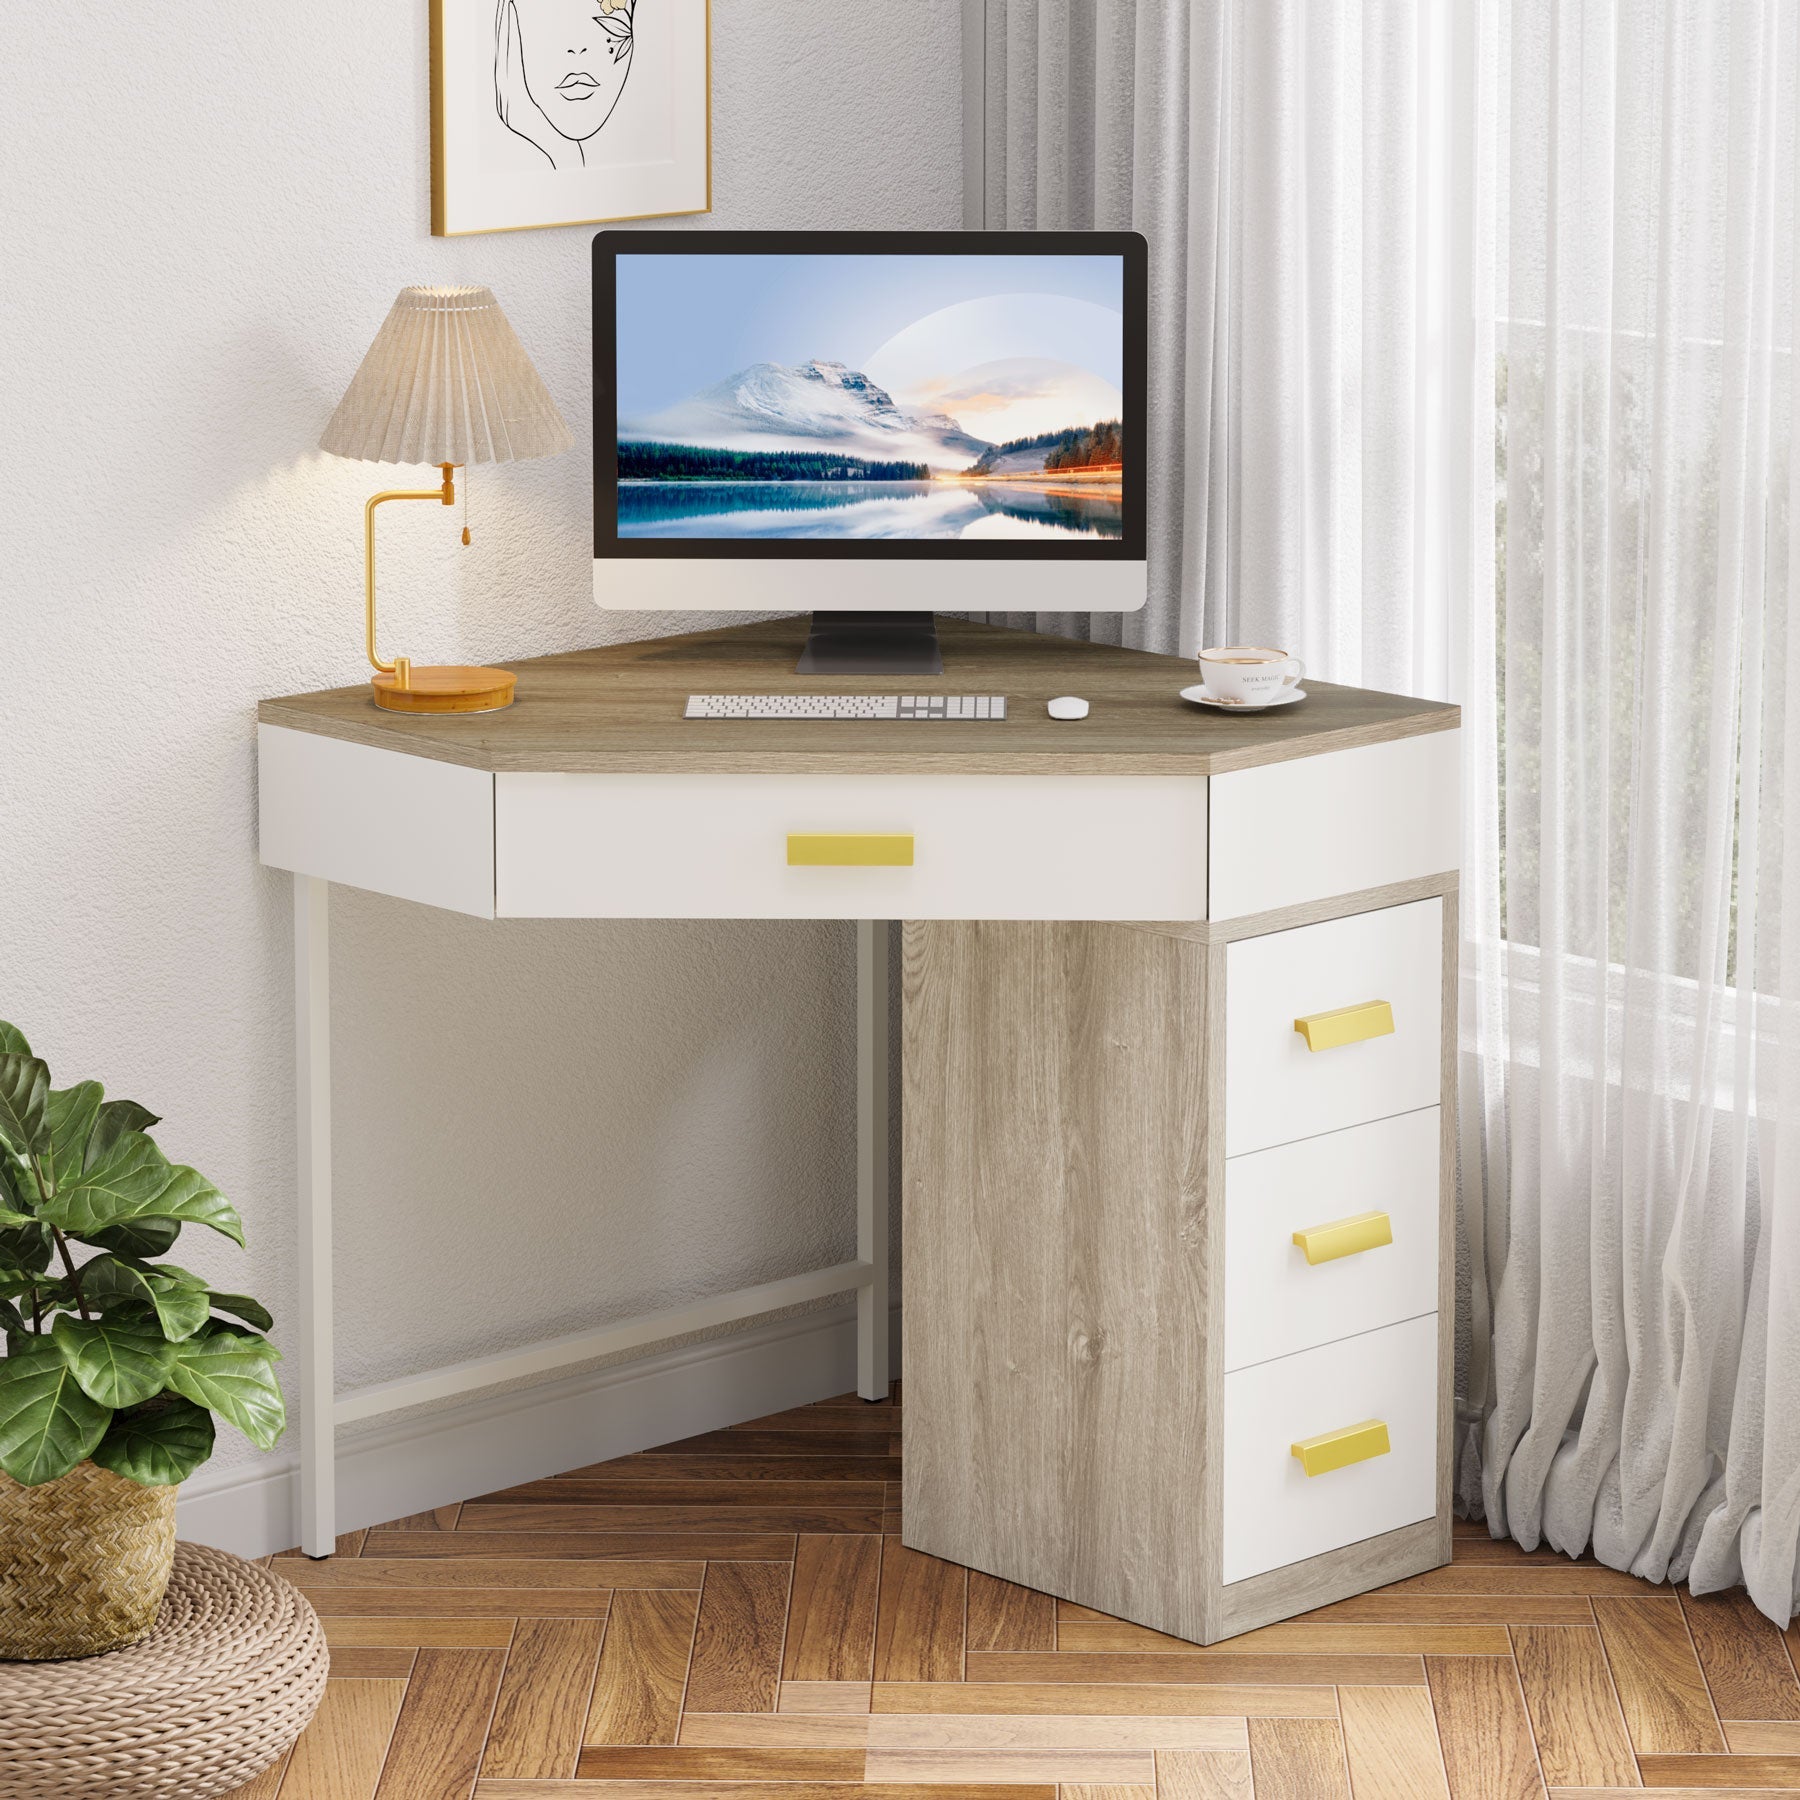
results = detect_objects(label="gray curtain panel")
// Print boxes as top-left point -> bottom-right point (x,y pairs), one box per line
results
968,0 -> 1224,656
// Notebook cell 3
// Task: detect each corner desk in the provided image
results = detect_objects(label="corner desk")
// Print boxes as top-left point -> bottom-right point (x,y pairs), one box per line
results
258,615 -> 1460,1643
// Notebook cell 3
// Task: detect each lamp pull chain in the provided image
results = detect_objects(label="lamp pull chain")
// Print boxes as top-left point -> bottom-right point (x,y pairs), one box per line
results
462,469 -> 472,546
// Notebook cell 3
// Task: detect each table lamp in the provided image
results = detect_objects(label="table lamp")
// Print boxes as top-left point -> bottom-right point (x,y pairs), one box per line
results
319,285 -> 573,713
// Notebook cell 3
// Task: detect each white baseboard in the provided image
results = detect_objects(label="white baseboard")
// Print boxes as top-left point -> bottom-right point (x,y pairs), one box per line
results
177,1299 -> 903,1559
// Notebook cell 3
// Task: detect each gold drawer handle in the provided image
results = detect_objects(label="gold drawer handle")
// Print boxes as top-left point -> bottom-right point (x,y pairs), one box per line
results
1292,1210 -> 1393,1266
1293,999 -> 1394,1051
787,833 -> 914,867
1291,1419 -> 1391,1478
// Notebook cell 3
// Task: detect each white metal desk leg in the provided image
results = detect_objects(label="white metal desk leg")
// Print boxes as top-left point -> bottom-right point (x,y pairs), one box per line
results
855,921 -> 892,1402
294,874 -> 336,1556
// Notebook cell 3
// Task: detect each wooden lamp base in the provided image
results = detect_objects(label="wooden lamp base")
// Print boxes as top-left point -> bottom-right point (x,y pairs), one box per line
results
371,665 -> 516,714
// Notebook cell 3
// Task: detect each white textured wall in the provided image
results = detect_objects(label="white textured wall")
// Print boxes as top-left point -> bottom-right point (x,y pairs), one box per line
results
2,2 -> 963,1486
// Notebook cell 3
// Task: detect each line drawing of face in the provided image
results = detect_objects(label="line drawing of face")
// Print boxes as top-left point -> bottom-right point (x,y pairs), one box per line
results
494,0 -> 635,170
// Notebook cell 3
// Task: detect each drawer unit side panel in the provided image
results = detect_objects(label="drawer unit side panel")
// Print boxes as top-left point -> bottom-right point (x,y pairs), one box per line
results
902,918 -> 1216,1640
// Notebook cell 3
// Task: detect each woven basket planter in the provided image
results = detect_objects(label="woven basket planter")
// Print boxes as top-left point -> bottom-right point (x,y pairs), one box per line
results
0,1460 -> 177,1660
0,1541 -> 328,1799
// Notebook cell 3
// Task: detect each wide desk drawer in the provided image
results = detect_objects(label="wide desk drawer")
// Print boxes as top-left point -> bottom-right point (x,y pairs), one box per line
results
1224,898 -> 1444,1156
1224,1108 -> 1441,1372
494,773 -> 1209,920
1221,1312 -> 1438,1585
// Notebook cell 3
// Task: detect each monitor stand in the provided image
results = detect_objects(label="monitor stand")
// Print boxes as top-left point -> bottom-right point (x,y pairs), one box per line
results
795,611 -> 944,677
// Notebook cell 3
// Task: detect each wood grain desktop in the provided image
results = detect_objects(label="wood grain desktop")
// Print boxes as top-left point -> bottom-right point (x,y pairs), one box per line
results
258,616 -> 1457,778
238,1389 -> 1800,1800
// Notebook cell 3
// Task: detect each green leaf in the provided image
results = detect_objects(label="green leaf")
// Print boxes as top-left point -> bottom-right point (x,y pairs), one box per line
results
207,1291 -> 274,1332
0,1343 -> 111,1485
79,1257 -> 212,1342
0,1054 -> 50,1159
164,1330 -> 285,1450
4,1146 -> 43,1217
90,1397 -> 213,1487
2,1273 -> 70,1310
85,1217 -> 182,1259
0,1299 -> 22,1339
0,1220 -> 52,1274
85,1099 -> 161,1173
41,1082 -> 102,1196
38,1132 -> 244,1247
145,1261 -> 208,1290
0,1145 -> 35,1219
0,1023 -> 31,1057
51,1315 -> 173,1409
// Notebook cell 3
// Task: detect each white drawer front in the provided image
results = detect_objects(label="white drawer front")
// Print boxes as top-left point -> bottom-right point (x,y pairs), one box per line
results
258,726 -> 496,918
1208,729 -> 1460,920
1225,898 -> 1443,1156
1222,1313 -> 1438,1585
494,773 -> 1208,920
1224,1108 -> 1440,1373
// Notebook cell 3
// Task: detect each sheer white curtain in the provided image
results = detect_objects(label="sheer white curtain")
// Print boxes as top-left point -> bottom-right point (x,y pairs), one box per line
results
1475,1 -> 1800,1616
975,0 -> 1800,1619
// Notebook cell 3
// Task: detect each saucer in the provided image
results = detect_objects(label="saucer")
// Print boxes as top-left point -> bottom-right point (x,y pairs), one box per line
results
1180,683 -> 1307,713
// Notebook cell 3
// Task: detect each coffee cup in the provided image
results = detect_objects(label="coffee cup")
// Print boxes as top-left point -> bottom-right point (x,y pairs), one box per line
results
1197,646 -> 1304,705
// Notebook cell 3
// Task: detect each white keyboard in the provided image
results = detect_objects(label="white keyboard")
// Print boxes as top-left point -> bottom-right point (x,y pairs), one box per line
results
685,693 -> 1007,721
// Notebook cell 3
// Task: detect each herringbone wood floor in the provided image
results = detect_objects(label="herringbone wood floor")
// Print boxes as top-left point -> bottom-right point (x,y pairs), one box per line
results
228,1385 -> 1800,1798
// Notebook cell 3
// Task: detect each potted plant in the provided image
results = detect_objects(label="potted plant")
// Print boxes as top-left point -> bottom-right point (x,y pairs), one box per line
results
0,1020 -> 285,1660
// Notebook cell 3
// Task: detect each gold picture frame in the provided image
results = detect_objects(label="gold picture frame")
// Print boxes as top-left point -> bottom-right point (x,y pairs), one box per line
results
430,0 -> 711,236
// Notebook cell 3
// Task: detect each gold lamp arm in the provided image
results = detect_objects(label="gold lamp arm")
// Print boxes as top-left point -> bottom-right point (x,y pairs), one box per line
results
364,463 -> 457,688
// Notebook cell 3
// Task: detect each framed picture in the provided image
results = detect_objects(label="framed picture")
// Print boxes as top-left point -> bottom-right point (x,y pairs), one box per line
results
431,0 -> 710,236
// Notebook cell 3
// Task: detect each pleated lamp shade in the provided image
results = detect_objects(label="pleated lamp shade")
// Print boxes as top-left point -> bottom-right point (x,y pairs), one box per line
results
319,285 -> 573,466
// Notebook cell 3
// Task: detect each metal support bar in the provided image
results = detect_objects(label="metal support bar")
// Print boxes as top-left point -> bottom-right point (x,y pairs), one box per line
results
334,1258 -> 876,1425
294,874 -> 335,1557
856,920 -> 893,1400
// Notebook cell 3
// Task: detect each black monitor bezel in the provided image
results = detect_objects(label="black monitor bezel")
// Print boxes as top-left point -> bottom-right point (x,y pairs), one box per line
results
592,229 -> 1148,563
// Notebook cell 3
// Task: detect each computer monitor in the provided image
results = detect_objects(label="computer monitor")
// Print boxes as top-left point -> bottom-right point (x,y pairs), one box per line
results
593,229 -> 1148,673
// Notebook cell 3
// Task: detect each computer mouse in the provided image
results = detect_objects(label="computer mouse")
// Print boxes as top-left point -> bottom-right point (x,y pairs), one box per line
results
1047,696 -> 1090,721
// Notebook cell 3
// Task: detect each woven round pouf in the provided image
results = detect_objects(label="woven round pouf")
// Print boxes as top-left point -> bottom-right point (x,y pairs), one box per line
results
0,1542 -> 329,1800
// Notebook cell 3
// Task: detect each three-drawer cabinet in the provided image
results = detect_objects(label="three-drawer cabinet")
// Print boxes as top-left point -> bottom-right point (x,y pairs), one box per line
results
903,747 -> 1458,1646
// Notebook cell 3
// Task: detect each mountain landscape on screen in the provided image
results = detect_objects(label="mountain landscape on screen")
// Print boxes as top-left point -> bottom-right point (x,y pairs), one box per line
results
621,359 -> 992,475
613,252 -> 1128,539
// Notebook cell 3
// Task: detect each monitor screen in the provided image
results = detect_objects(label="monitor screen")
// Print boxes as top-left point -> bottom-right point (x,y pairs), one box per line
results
594,231 -> 1145,566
